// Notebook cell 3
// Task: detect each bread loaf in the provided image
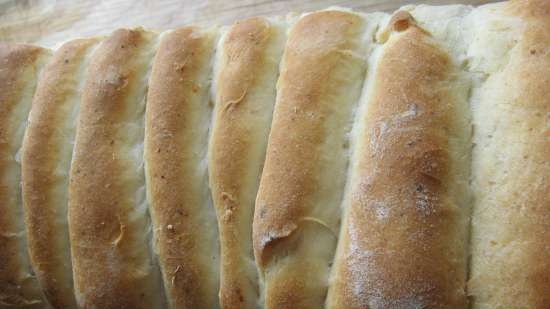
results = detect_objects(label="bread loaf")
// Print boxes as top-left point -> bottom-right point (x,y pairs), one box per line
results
68,28 -> 164,309
209,17 -> 285,309
21,38 -> 98,309
0,43 -> 50,309
327,11 -> 472,308
0,1 -> 547,308
252,9 -> 380,309
467,0 -> 550,307
144,26 -> 219,309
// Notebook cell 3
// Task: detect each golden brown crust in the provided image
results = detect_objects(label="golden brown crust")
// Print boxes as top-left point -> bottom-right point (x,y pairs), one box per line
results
22,38 -> 98,309
468,1 -> 550,308
328,14 -> 468,309
253,8 -> 363,271
507,0 -> 550,19
514,5 -> 550,303
145,27 -> 218,309
68,29 -> 162,309
0,43 -> 50,308
504,3 -> 550,306
252,10 -> 368,309
209,17 -> 278,309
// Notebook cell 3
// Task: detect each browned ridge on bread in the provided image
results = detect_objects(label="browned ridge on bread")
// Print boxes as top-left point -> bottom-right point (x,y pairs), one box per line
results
0,43 -> 50,309
22,38 -> 98,309
68,28 -> 164,309
252,9 -> 376,309
0,0 -> 548,308
209,16 -> 285,309
327,11 -> 471,309
145,26 -> 219,309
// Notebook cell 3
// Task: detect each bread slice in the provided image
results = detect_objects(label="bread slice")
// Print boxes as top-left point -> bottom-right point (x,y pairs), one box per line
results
467,0 -> 550,307
68,29 -> 164,309
252,9 -> 380,309
21,38 -> 98,309
0,43 -> 50,309
209,17 -> 286,309
327,11 -> 472,308
145,26 -> 219,309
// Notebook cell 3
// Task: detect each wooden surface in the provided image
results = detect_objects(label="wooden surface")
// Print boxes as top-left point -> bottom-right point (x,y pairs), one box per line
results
1,0 -> 498,48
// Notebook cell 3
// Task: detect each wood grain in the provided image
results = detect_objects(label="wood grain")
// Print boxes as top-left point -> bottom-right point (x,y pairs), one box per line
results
0,0 -> 497,48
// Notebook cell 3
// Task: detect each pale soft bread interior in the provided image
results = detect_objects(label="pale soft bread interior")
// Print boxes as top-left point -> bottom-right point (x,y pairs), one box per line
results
252,9 -> 381,309
145,26 -> 219,309
68,29 -> 165,309
209,16 -> 286,309
466,1 -> 550,307
21,38 -> 99,309
0,43 -> 50,309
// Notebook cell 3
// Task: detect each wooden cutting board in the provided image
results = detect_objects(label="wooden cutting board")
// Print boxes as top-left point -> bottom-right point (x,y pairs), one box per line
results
0,0 -> 498,48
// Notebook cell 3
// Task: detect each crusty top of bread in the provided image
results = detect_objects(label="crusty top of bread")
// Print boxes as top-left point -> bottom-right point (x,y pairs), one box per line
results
253,10 -> 365,267
467,0 -> 550,308
209,16 -> 283,309
68,28 -> 163,309
253,9 -> 373,309
0,43 -> 50,308
328,11 -> 471,309
211,17 -> 272,228
145,26 -> 219,309
507,0 -> 550,19
22,38 -> 98,309
0,1 -> 547,308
